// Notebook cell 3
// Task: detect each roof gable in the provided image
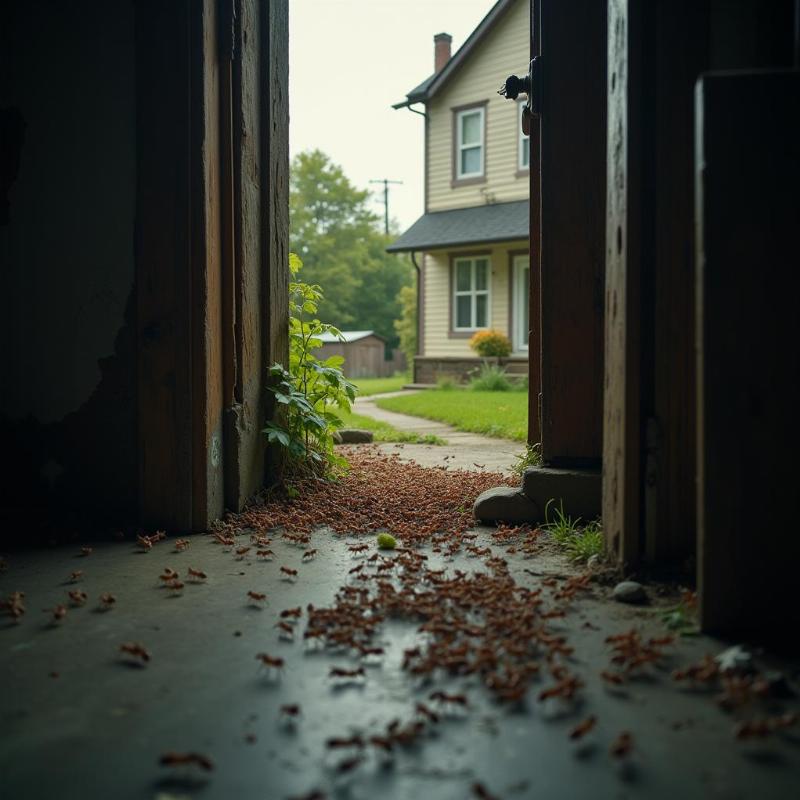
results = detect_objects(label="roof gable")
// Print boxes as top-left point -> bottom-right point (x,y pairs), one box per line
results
393,0 -> 518,109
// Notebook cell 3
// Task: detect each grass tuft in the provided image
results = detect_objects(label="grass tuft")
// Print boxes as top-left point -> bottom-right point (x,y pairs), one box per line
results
511,442 -> 543,477
542,499 -> 604,563
469,364 -> 512,392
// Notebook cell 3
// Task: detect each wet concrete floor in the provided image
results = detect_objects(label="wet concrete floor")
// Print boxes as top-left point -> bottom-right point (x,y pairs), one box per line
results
1,528 -> 799,800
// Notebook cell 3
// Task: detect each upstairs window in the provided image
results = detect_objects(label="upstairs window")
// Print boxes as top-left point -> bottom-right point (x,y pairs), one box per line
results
453,256 -> 490,330
455,106 -> 485,180
518,100 -> 530,171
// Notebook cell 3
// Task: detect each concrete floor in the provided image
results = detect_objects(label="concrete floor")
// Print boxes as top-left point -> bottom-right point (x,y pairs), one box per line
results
352,394 -> 523,474
2,531 -> 799,800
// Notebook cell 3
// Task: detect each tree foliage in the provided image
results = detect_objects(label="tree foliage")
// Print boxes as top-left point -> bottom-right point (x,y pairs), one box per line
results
394,280 -> 417,367
290,149 -> 412,350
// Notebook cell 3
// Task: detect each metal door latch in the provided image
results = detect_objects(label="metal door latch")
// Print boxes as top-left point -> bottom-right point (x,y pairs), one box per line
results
499,57 -> 541,133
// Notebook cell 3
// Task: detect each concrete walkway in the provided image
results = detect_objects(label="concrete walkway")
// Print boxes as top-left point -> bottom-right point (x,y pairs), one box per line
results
352,392 -> 524,474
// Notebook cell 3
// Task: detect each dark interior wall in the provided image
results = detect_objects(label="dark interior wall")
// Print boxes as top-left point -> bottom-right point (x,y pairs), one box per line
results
0,1 -> 137,537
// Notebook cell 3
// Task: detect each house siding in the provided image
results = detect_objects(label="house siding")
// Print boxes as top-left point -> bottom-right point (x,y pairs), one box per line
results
422,241 -> 526,358
427,0 -> 530,212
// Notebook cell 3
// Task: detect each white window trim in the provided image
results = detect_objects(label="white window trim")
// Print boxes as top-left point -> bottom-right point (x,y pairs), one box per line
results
518,100 -> 530,172
456,107 -> 485,180
513,254 -> 530,352
452,256 -> 491,332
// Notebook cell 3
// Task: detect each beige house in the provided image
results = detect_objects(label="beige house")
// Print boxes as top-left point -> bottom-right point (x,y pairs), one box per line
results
389,0 -> 530,384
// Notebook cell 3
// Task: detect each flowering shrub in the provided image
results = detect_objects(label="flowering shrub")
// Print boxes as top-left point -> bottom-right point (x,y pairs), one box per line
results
468,329 -> 512,358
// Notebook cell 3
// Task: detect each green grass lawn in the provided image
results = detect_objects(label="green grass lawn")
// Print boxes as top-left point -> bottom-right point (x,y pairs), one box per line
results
375,389 -> 528,441
333,407 -> 445,445
349,374 -> 408,396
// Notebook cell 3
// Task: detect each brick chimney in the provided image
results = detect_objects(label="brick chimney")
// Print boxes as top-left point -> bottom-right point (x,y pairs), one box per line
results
434,33 -> 452,73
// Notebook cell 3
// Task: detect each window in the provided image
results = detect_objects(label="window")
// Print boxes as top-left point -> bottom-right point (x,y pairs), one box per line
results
518,101 -> 530,171
456,107 -> 485,179
453,256 -> 490,331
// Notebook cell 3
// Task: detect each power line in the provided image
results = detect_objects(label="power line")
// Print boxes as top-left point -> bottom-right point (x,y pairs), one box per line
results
369,178 -> 403,235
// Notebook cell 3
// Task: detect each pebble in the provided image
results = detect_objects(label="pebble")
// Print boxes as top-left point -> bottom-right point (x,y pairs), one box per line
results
612,580 -> 648,604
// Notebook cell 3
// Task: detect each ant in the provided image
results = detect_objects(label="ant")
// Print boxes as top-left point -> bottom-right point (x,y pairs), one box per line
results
79,546 -> 93,557
600,670 -> 625,685
68,571 -> 84,583
256,653 -> 284,677
280,607 -> 302,621
247,590 -> 267,605
47,605 -> 67,623
280,703 -> 301,720
276,621 -> 295,639
99,593 -> 116,610
609,731 -> 633,758
159,568 -> 179,582
256,549 -> 275,560
120,642 -> 151,664
165,579 -> 184,595
280,566 -> 298,581
429,691 -> 469,707
67,590 -> 88,607
472,783 -> 500,800
326,735 -> 364,749
159,752 -> 213,771
187,567 -> 207,582
330,666 -> 365,679
569,715 -> 597,740
173,538 -> 190,551
235,546 -> 251,559
302,549 -> 318,561
334,756 -> 363,775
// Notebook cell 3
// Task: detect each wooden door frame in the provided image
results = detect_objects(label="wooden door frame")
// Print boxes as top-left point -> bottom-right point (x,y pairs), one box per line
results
136,0 -> 288,532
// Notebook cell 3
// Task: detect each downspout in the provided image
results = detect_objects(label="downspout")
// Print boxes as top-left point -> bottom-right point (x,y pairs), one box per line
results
410,251 -> 422,359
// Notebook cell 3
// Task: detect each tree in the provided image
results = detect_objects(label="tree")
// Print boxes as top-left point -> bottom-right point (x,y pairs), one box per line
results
394,280 -> 417,368
290,150 -> 411,350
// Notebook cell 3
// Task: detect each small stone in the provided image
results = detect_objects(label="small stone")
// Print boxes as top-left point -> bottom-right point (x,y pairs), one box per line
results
336,429 -> 374,444
587,554 -> 601,570
473,486 -> 542,524
612,581 -> 648,605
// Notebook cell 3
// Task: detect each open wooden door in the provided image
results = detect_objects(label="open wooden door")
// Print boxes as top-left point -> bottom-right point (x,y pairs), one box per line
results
526,0 -> 606,465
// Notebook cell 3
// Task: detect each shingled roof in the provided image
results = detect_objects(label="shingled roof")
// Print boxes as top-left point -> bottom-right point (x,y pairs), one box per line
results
386,199 -> 528,253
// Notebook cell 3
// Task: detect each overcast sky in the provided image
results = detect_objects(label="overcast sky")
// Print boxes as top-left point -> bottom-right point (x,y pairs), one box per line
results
289,0 -> 499,234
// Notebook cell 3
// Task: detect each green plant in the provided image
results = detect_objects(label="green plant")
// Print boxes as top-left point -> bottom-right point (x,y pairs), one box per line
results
469,329 -> 513,357
262,253 -> 357,479
543,498 -> 581,545
469,363 -> 512,392
511,442 -> 543,477
436,374 -> 458,390
661,590 -> 700,636
564,520 -> 604,563
543,499 -> 604,563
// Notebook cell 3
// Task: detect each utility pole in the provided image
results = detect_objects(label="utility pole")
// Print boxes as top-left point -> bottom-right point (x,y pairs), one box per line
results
369,178 -> 403,235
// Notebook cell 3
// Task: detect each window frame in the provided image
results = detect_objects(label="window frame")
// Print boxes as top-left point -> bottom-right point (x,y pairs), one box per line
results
451,101 -> 488,187
450,253 -> 492,335
517,99 -> 530,174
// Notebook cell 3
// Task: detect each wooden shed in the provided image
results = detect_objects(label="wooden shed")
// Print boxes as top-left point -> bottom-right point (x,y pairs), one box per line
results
317,331 -> 387,378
